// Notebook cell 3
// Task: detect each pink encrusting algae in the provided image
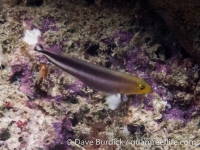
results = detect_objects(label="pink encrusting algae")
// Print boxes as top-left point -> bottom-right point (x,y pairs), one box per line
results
0,0 -> 200,150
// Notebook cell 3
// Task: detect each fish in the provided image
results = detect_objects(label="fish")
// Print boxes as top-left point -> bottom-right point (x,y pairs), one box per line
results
34,45 -> 152,94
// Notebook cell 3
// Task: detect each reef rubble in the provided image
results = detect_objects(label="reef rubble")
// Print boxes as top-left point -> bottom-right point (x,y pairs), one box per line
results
0,0 -> 199,149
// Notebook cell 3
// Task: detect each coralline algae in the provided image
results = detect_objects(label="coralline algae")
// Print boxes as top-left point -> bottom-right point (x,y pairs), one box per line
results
0,0 -> 200,150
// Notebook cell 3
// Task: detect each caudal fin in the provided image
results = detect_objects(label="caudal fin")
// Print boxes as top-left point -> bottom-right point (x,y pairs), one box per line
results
34,44 -> 44,52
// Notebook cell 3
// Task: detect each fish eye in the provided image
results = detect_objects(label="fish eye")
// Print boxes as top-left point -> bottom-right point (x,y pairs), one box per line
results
138,84 -> 145,90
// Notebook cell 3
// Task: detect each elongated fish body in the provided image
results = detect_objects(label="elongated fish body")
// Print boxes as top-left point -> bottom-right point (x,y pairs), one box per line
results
35,45 -> 152,94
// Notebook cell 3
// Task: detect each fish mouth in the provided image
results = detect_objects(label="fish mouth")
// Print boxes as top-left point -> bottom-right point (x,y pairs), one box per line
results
146,84 -> 153,93
148,87 -> 153,93
140,83 -> 153,94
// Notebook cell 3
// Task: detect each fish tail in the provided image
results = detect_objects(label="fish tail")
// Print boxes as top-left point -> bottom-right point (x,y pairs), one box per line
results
34,44 -> 44,52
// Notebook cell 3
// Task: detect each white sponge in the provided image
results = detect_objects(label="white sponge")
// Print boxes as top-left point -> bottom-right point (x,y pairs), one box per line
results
23,29 -> 41,45
106,94 -> 121,110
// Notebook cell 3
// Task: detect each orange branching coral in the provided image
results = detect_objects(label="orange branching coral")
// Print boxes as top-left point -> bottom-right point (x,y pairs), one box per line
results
38,62 -> 48,80
34,62 -> 49,95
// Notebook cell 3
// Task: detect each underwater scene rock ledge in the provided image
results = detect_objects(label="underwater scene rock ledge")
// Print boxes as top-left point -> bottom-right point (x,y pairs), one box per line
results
0,0 -> 199,150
